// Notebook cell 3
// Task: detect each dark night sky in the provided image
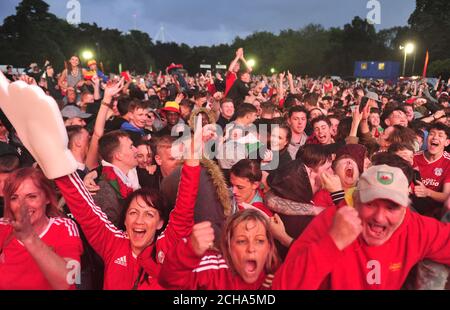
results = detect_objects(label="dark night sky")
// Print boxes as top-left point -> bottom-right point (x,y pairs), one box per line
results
0,0 -> 416,46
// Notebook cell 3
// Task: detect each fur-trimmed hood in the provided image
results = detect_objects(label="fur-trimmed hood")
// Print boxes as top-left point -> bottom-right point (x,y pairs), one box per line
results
188,107 -> 216,129
200,158 -> 232,217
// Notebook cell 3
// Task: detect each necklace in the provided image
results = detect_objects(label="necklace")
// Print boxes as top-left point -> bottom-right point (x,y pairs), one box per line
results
70,67 -> 79,77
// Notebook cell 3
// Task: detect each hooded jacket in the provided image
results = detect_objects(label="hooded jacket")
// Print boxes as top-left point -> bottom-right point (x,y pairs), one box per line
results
266,160 -> 322,259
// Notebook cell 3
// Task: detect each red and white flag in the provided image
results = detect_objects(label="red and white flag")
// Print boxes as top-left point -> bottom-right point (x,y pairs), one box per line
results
422,50 -> 429,78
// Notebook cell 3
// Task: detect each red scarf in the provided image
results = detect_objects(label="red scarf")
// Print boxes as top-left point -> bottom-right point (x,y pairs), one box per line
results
101,166 -> 134,200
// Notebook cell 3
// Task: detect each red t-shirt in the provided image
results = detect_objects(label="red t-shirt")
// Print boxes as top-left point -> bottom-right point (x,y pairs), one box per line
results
56,165 -> 201,290
323,81 -> 334,94
159,240 -> 268,290
313,189 -> 335,208
273,206 -> 450,290
413,151 -> 450,193
0,217 -> 82,290
225,72 -> 237,97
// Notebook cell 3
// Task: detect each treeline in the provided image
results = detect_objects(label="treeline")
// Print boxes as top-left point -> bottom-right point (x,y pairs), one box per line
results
0,0 -> 449,76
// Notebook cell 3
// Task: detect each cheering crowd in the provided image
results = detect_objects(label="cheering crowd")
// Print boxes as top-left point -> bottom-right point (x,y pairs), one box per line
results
0,47 -> 449,290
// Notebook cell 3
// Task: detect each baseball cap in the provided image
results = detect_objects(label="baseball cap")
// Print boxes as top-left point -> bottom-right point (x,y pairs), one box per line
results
365,91 -> 380,102
61,105 -> 92,119
357,165 -> 409,207
161,101 -> 180,114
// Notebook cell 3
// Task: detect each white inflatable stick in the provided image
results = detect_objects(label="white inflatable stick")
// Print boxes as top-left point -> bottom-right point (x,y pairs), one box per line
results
0,72 -> 77,179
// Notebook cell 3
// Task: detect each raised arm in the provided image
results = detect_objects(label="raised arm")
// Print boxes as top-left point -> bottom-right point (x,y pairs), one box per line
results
85,78 -> 125,170
156,116 -> 205,259
9,202 -> 82,290
277,72 -> 286,103
287,71 -> 297,94
272,206 -> 361,289
0,72 -> 126,262
240,55 -> 253,73
92,74 -> 102,101
55,173 -> 127,262
159,222 -> 219,289
229,48 -> 243,74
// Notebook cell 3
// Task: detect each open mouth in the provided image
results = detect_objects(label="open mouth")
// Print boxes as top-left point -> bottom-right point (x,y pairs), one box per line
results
132,228 -> 147,239
318,135 -> 327,142
430,141 -> 440,147
244,260 -> 257,274
345,166 -> 354,179
368,222 -> 386,237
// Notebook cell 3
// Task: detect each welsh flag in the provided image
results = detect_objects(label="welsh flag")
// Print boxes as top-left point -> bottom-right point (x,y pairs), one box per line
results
236,132 -> 262,156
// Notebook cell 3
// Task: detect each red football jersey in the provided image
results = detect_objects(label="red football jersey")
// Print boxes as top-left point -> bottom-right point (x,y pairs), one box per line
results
272,206 -> 450,290
224,71 -> 237,97
0,217 -> 82,290
413,151 -> 450,192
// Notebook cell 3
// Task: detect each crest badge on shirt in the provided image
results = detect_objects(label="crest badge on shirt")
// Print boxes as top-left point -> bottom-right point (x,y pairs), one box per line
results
157,250 -> 165,264
434,168 -> 443,177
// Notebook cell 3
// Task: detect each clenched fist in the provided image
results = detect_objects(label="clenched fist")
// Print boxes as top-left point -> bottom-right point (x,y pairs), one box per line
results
320,172 -> 343,193
190,222 -> 215,257
329,206 -> 362,250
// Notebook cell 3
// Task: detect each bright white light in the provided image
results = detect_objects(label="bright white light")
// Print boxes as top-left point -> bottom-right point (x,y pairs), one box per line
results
405,43 -> 415,54
247,59 -> 256,68
270,68 -> 276,74
81,50 -> 94,60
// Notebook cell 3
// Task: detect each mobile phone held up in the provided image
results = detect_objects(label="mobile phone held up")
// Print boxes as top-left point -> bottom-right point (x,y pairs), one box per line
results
359,97 -> 369,113
413,170 -> 422,185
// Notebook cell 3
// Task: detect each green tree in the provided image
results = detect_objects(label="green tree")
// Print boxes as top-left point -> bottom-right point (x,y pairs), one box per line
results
408,0 -> 450,61
428,59 -> 450,77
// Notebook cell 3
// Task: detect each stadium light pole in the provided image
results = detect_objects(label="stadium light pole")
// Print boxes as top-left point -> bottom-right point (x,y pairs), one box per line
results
400,43 -> 414,77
